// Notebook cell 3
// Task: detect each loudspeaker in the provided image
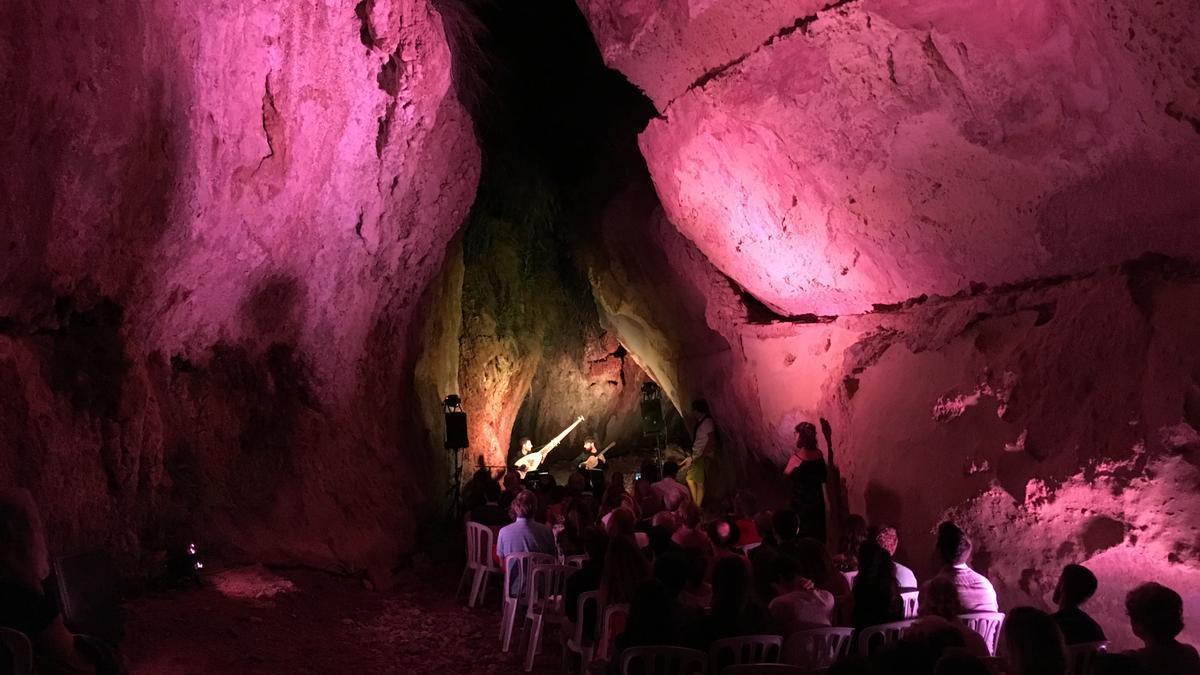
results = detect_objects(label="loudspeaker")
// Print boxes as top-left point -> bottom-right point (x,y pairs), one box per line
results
640,398 -> 663,435
444,411 -> 469,449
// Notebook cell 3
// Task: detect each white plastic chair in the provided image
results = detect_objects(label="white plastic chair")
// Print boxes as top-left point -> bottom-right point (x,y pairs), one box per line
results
500,551 -> 555,653
563,590 -> 602,673
564,554 -> 589,568
842,570 -> 858,586
959,612 -> 1005,656
741,542 -> 761,556
0,628 -> 32,675
781,627 -> 854,669
621,645 -> 708,675
857,619 -> 919,657
901,590 -> 919,618
1067,640 -> 1108,675
595,602 -> 630,663
709,635 -> 782,672
722,665 -> 806,675
523,563 -> 578,671
457,522 -> 501,608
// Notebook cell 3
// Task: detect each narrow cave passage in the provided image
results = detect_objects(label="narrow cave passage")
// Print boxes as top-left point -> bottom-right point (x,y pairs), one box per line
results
5,0 -> 1200,672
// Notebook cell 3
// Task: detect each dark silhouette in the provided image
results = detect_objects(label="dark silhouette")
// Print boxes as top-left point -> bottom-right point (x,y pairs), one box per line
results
785,421 -> 828,543
1051,564 -> 1106,645
1124,582 -> 1200,675
851,541 -> 904,630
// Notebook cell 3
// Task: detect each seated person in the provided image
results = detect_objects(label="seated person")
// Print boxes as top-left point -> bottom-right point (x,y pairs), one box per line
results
1051,563 -> 1106,645
767,555 -> 834,635
565,528 -> 609,638
873,525 -> 918,590
915,577 -> 990,658
918,521 -> 997,612
1124,581 -> 1200,675
651,461 -> 692,512
496,491 -> 555,595
671,502 -> 713,555
677,550 -> 712,610
467,480 -> 510,527
0,489 -> 97,675
999,606 -> 1069,675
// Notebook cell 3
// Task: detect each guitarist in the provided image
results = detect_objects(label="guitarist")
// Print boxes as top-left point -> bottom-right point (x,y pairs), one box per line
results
572,437 -> 607,493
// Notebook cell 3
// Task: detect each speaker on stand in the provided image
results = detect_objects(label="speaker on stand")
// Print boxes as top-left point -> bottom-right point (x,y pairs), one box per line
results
443,394 -> 469,521
640,382 -> 666,469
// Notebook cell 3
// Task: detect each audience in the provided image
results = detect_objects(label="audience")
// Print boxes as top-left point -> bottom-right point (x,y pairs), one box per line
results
919,521 -> 998,613
461,460 -> 1198,675
1051,563 -> 1105,645
873,525 -> 918,590
0,489 -> 98,675
850,541 -> 904,630
1124,581 -> 1200,675
1000,606 -> 1069,675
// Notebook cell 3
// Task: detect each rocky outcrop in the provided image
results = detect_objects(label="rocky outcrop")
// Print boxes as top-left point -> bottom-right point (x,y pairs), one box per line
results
0,0 -> 479,579
579,0 -> 1200,647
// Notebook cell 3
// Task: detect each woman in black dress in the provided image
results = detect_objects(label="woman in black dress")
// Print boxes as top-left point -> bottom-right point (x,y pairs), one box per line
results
784,421 -> 828,543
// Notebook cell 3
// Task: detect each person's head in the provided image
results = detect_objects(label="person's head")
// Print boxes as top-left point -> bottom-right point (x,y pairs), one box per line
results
772,509 -> 800,542
841,514 -> 869,557
691,399 -> 710,416
1126,581 -> 1186,644
537,472 -> 556,491
769,554 -> 809,595
607,507 -> 637,539
0,489 -> 50,587
640,460 -> 661,483
707,518 -> 740,552
1000,606 -> 1069,675
854,541 -> 897,589
662,460 -> 680,479
519,437 -> 533,453
874,525 -> 899,556
604,490 -> 625,512
503,471 -> 522,490
733,491 -> 758,519
601,535 -> 649,605
509,489 -> 538,519
483,480 -> 502,504
566,499 -> 596,533
755,509 -> 775,544
795,421 -> 818,450
567,471 -> 586,494
920,576 -> 965,619
934,521 -> 972,566
582,526 -> 610,564
711,555 -> 752,611
793,538 -> 845,595
584,437 -> 596,451
677,501 -> 702,529
1053,564 -> 1098,608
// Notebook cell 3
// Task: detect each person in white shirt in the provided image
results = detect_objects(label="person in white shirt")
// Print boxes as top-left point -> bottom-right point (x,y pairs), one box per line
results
768,555 -> 834,635
684,399 -> 717,506
651,461 -> 692,511
873,525 -> 919,590
918,521 -> 998,613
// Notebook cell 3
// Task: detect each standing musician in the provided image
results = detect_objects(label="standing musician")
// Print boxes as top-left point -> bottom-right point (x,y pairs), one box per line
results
682,399 -> 717,507
572,437 -> 606,492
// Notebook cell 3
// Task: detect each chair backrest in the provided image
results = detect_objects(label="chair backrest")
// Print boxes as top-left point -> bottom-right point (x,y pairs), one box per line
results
857,619 -> 919,657
710,635 -> 782,672
722,665 -> 806,675
621,645 -> 708,675
1067,641 -> 1108,675
782,627 -> 854,669
842,570 -> 858,585
503,552 -> 555,600
570,590 -> 602,645
741,542 -> 761,556
958,612 -> 1005,656
596,604 -> 630,662
901,590 -> 919,618
466,522 -> 498,568
0,627 -> 33,675
527,563 -> 578,615
564,554 -> 589,568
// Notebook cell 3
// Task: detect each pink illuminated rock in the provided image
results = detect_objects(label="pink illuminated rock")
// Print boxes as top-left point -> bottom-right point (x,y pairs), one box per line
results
631,0 -> 1200,315
0,0 -> 478,576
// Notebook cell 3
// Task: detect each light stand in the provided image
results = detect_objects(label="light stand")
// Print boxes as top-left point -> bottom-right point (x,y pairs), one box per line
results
443,395 -> 468,521
640,382 -> 666,469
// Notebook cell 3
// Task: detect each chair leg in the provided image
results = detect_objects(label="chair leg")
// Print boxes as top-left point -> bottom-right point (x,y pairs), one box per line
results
524,615 -> 543,672
468,569 -> 484,608
502,603 -> 519,653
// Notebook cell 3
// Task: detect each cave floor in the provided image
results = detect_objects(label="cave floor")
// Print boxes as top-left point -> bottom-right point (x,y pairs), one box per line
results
123,558 -> 552,675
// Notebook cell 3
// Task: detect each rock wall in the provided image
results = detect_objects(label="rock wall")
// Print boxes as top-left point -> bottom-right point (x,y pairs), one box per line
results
0,0 -> 479,579
579,0 -> 1200,647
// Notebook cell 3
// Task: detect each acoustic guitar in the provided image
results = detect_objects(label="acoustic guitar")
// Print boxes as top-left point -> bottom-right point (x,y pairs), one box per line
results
579,441 -> 617,470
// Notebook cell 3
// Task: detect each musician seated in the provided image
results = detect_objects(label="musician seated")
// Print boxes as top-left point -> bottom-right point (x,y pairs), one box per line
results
572,437 -> 606,470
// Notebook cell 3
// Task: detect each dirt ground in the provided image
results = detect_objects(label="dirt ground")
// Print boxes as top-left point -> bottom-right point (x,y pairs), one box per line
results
122,557 -> 562,675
